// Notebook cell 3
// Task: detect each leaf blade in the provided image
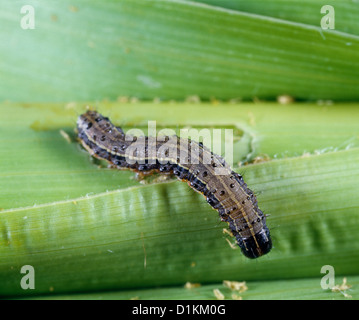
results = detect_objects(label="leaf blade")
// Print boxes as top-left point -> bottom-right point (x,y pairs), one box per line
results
1,0 -> 359,101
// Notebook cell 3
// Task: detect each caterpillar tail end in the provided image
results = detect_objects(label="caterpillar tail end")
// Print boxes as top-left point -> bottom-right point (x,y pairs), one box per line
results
236,227 -> 272,259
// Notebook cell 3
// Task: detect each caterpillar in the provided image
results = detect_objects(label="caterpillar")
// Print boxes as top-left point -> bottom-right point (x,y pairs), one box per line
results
77,110 -> 272,259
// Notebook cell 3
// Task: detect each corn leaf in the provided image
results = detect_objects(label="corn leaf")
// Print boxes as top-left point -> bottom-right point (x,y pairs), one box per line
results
1,102 -> 358,299
1,0 -> 359,101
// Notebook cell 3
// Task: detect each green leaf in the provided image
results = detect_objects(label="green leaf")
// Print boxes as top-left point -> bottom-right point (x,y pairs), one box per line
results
1,0 -> 359,101
1,102 -> 359,299
190,0 -> 359,36
2,0 -> 359,300
22,276 -> 359,300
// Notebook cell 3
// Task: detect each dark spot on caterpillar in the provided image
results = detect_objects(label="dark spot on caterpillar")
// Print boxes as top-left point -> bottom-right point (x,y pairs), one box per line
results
77,110 -> 272,259
206,196 -> 219,208
173,166 -> 188,179
159,164 -> 172,172
218,207 -> 225,216
190,180 -> 201,191
138,164 -> 148,171
114,160 -> 122,166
